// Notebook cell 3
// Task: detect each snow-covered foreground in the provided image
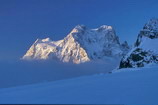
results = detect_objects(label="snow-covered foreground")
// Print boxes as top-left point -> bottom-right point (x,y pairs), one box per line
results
0,60 -> 118,88
0,66 -> 158,104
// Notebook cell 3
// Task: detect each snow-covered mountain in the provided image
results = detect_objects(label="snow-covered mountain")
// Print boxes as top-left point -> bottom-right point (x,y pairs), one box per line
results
119,18 -> 158,68
23,25 -> 129,64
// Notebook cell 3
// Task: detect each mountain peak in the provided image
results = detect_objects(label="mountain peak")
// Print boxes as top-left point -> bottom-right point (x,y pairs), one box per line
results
147,18 -> 158,24
135,18 -> 158,47
98,25 -> 112,30
41,38 -> 52,42
119,18 -> 158,69
74,25 -> 86,30
23,25 -> 129,64
143,18 -> 158,32
68,25 -> 87,37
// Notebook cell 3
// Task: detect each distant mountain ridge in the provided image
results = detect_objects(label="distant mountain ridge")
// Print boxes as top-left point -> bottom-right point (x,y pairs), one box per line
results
23,25 -> 129,64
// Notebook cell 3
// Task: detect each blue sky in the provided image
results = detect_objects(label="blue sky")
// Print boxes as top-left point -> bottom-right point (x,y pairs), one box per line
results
0,0 -> 158,61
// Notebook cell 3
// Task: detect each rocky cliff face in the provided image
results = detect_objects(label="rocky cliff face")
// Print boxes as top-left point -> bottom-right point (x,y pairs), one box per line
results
23,25 -> 129,64
119,19 -> 158,68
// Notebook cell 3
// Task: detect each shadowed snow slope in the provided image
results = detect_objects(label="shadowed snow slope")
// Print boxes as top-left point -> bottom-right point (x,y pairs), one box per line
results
0,65 -> 158,104
23,25 -> 129,64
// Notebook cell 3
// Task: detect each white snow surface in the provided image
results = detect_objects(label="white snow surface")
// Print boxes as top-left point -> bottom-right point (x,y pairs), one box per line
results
140,37 -> 158,53
23,25 -> 128,64
1,65 -> 158,104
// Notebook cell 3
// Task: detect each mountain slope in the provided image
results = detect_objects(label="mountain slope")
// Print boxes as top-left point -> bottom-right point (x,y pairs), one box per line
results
119,19 -> 158,68
0,65 -> 158,104
23,25 -> 129,64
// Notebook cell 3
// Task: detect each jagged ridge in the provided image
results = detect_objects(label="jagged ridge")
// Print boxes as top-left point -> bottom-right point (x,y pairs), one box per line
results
119,18 -> 158,68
